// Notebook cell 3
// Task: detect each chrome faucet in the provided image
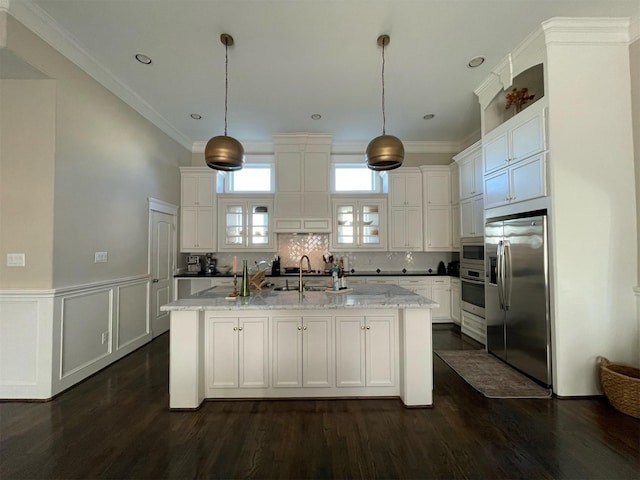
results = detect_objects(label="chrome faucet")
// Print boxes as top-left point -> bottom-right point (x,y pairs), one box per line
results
299,255 -> 311,292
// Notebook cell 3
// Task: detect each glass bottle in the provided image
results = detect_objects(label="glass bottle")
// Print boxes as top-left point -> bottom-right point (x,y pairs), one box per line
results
240,260 -> 250,297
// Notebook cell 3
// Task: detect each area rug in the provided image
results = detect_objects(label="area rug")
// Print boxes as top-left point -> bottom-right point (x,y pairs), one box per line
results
435,350 -> 552,399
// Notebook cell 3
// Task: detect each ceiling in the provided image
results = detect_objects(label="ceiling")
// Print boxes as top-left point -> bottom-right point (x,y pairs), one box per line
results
7,0 -> 640,151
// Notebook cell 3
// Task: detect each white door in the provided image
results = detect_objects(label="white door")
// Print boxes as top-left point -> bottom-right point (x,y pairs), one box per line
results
365,316 -> 395,387
150,208 -> 175,337
302,316 -> 332,387
207,317 -> 239,388
335,316 -> 365,387
239,317 -> 269,388
272,317 -> 302,387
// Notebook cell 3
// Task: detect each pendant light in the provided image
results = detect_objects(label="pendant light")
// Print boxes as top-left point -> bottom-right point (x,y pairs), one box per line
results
365,34 -> 404,171
205,33 -> 245,171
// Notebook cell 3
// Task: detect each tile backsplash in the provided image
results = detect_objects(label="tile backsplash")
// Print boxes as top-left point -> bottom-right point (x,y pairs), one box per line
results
207,234 -> 457,273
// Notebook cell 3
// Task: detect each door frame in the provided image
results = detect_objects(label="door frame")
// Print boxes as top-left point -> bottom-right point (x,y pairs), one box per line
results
148,198 -> 178,334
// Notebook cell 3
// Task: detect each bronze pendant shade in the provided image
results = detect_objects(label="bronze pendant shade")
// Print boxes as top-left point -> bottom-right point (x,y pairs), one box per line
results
205,33 -> 245,171
365,34 -> 404,171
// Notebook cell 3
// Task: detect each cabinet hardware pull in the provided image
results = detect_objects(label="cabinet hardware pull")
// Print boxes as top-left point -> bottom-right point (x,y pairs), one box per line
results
303,326 -> 307,330
238,326 -> 243,331
233,327 -> 238,331
361,325 -> 365,330
152,279 -> 159,283
297,326 -> 302,331
366,326 -> 371,330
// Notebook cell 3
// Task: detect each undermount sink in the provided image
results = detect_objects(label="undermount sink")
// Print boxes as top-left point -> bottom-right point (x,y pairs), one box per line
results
272,286 -> 298,291
272,285 -> 328,292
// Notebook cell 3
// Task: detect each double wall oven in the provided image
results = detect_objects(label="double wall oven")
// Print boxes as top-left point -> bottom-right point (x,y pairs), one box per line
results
460,237 -> 485,318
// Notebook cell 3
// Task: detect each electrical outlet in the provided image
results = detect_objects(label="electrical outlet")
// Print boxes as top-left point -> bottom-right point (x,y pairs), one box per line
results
101,332 -> 109,344
94,252 -> 108,263
7,253 -> 26,267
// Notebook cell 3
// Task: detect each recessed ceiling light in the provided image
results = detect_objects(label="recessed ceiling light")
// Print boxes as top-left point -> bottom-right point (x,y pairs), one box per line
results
190,113 -> 202,120
311,114 -> 322,120
423,114 -> 435,120
135,53 -> 152,65
467,56 -> 485,68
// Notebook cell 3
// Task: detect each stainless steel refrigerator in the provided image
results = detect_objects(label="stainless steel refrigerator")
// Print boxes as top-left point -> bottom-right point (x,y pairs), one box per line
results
485,210 -> 551,387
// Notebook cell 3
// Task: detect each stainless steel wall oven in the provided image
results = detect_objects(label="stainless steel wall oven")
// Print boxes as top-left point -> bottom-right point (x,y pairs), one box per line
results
460,238 -> 485,318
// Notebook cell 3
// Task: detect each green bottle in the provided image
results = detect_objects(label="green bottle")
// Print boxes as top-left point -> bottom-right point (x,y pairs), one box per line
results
240,260 -> 250,297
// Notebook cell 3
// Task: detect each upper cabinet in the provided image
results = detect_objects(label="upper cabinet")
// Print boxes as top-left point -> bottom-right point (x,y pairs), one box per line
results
388,169 -> 423,251
331,197 -> 387,251
421,166 -> 454,251
455,142 -> 483,201
218,196 -> 276,252
181,171 -> 215,207
273,134 -> 332,233
180,167 -> 217,253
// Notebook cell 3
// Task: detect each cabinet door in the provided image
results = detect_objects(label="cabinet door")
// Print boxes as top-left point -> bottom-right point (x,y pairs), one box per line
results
451,204 -> 461,249
511,113 -> 544,163
365,316 -> 395,387
425,205 -> 452,250
450,280 -> 461,325
181,207 -> 214,252
182,173 -> 215,207
483,132 -> 509,174
460,199 -> 474,238
238,317 -> 269,388
431,280 -> 451,320
405,207 -> 423,250
220,202 -> 245,248
510,154 -> 546,204
302,316 -> 333,387
389,207 -> 408,250
424,171 -> 451,206
360,202 -> 384,248
248,201 -> 274,249
459,157 -> 476,200
276,151 -> 302,193
272,317 -> 302,388
333,202 -> 356,248
450,163 -> 460,204
206,317 -> 239,388
389,175 -> 407,207
472,197 -> 484,238
405,175 -> 423,206
335,316 -> 365,387
473,151 -> 484,196
484,170 -> 510,209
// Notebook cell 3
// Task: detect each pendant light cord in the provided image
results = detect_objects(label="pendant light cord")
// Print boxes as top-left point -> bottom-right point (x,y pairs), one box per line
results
381,38 -> 386,136
224,38 -> 229,136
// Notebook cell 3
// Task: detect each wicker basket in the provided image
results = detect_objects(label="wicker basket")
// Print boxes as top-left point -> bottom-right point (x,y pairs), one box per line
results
599,357 -> 640,419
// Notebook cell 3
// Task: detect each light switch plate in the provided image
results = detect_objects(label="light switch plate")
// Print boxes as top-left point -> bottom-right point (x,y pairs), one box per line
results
7,253 -> 26,267
94,252 -> 108,263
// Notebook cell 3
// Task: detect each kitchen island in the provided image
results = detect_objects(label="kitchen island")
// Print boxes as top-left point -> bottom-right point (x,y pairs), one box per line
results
161,284 -> 438,409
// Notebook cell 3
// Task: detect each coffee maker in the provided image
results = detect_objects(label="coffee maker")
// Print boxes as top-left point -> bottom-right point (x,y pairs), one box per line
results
187,255 -> 201,273
204,253 -> 217,274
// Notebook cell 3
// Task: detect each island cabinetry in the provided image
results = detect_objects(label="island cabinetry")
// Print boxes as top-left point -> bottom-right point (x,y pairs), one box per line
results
217,197 -> 275,251
421,166 -> 453,251
335,315 -> 396,387
180,167 -> 217,253
273,134 -> 332,233
272,316 -> 333,388
482,104 -> 546,175
331,197 -> 387,251
205,315 -> 269,389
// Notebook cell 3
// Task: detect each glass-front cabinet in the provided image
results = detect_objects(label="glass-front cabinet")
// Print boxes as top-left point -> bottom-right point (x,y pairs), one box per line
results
217,197 -> 275,251
331,197 -> 387,251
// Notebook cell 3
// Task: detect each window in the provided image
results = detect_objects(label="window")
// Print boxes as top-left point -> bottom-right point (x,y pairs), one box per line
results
331,156 -> 383,193
224,156 -> 274,193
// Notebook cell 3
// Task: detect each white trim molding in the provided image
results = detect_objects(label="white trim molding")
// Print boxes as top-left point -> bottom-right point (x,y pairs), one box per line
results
148,197 -> 178,216
541,17 -> 631,46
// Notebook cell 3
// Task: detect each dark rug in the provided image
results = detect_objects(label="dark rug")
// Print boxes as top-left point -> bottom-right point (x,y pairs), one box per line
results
435,350 -> 552,399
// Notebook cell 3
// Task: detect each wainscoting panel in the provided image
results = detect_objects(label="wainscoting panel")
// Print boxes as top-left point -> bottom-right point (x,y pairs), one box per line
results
60,289 -> 113,378
0,301 -> 39,385
117,281 -> 150,349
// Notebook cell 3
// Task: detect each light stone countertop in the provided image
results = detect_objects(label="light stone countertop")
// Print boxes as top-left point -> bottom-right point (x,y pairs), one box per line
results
161,284 -> 439,312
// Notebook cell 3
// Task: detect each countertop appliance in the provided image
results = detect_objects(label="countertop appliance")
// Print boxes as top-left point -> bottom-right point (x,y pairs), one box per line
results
485,210 -> 551,387
187,255 -> 201,273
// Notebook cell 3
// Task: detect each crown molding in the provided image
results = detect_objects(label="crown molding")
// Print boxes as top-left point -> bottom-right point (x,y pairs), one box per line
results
542,17 -> 630,46
6,0 -> 192,151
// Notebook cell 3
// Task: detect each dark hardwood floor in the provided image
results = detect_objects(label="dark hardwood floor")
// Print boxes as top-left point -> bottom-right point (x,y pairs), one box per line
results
1,324 -> 638,479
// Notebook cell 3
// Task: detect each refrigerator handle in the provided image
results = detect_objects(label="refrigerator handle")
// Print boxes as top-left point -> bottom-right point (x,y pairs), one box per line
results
504,240 -> 512,310
497,240 -> 505,310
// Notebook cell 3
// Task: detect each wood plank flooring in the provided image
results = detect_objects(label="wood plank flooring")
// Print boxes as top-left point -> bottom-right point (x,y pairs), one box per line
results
1,324 -> 638,479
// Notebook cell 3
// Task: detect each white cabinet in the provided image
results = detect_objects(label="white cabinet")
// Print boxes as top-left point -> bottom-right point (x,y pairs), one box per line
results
430,277 -> 451,322
483,106 -> 546,175
335,315 -> 395,387
421,166 -> 453,251
217,197 -> 275,251
456,143 -> 483,201
180,168 -> 217,253
451,203 -> 461,249
484,153 -> 546,209
205,315 -> 269,389
389,169 -> 423,251
181,169 -> 216,207
389,207 -> 423,251
461,310 -> 486,345
331,197 -> 387,251
181,206 -> 215,252
460,196 -> 484,238
450,278 -> 461,326
273,134 -> 332,232
389,171 -> 422,207
272,316 -> 333,388
398,278 -> 429,299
